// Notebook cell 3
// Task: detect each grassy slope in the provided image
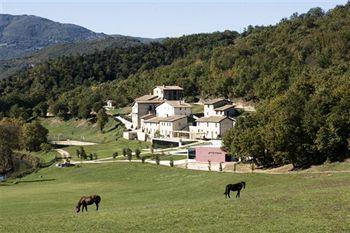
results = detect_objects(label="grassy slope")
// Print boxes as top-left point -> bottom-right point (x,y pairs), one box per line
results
41,117 -> 150,159
41,117 -> 121,143
0,163 -> 349,233
191,103 -> 204,114
32,151 -> 60,163
64,139 -> 149,159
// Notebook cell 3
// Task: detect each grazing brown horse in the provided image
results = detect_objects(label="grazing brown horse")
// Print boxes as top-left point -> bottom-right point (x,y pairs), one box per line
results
76,195 -> 101,213
224,181 -> 246,198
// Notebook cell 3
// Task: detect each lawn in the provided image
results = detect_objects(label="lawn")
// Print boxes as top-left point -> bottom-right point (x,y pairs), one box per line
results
0,163 -> 349,232
191,103 -> 204,114
106,106 -> 132,116
32,150 -> 60,163
41,117 -> 123,143
64,138 -> 150,159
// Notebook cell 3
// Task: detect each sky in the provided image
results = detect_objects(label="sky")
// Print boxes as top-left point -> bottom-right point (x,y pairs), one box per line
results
1,0 -> 348,38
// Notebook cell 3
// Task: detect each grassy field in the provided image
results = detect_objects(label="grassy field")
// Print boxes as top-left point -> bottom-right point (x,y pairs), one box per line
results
64,138 -> 149,159
40,117 -> 150,159
1,163 -> 349,233
41,117 -> 123,143
33,150 -> 60,163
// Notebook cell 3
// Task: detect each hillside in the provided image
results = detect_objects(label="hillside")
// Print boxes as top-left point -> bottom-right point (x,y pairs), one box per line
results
0,36 -> 143,80
0,14 -> 108,60
0,4 -> 349,167
0,163 -> 349,232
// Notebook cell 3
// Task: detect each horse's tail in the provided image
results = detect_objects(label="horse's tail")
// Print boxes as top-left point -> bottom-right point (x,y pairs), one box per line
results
241,182 -> 246,189
224,185 -> 229,195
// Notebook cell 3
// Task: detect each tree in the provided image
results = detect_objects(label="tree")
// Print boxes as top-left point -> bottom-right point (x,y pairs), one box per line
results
97,109 -> 108,132
122,148 -> 128,157
154,154 -> 160,165
79,147 -> 87,160
76,149 -> 81,158
126,148 -> 132,161
40,143 -> 52,152
33,102 -> 48,117
22,121 -> 48,152
135,148 -> 141,159
0,124 -> 17,173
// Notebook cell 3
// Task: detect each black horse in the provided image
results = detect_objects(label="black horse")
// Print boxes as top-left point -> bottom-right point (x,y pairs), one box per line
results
224,181 -> 246,198
76,195 -> 101,213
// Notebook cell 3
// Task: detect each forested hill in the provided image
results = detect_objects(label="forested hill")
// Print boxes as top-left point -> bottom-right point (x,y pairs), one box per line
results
0,36 -> 144,80
0,14 -> 107,60
0,4 -> 349,167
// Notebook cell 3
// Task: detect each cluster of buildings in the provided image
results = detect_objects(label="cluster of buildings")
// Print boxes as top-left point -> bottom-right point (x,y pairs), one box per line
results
124,85 -> 236,142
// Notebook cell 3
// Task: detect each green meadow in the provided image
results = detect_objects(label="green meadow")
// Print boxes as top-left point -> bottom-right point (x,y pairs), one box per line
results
1,163 -> 349,233
41,117 -> 122,143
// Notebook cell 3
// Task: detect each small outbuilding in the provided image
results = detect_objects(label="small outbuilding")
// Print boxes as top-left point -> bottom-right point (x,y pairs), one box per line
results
195,146 -> 231,163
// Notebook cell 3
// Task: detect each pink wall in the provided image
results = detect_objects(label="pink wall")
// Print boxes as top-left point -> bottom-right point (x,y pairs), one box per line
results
195,147 -> 227,162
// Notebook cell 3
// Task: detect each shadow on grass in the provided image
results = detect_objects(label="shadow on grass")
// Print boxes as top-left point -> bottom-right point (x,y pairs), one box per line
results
19,178 -> 56,183
0,178 -> 57,186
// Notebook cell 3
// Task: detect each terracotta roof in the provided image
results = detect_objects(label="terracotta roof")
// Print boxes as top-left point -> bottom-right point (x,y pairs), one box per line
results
215,104 -> 235,111
135,95 -> 159,102
196,116 -> 232,123
137,100 -> 164,104
155,85 -> 183,90
140,114 -> 155,120
144,115 -> 187,123
204,98 -> 227,105
161,101 -> 192,108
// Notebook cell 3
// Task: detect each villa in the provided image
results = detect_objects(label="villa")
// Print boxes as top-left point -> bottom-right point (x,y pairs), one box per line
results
125,85 -> 236,141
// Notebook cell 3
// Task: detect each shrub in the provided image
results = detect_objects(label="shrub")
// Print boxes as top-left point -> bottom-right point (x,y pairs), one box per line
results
155,154 -> 160,165
76,149 -> 81,158
40,143 -> 52,153
112,152 -> 118,159
127,149 -> 132,161
135,148 -> 141,159
122,148 -> 128,157
80,147 -> 87,160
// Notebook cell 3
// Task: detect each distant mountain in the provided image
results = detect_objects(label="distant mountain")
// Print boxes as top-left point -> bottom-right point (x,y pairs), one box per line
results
0,36 -> 144,80
0,14 -> 107,60
0,14 -> 163,79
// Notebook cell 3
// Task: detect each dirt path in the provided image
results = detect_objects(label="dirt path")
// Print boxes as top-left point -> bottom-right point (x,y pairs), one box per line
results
51,140 -> 97,146
55,149 -> 70,159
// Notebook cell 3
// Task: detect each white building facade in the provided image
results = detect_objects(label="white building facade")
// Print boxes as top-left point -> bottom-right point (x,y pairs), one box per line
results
189,116 -> 234,139
156,101 -> 192,117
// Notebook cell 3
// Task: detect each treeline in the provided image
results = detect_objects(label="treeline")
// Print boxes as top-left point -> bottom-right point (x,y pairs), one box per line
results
0,119 -> 49,174
0,31 -> 238,118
